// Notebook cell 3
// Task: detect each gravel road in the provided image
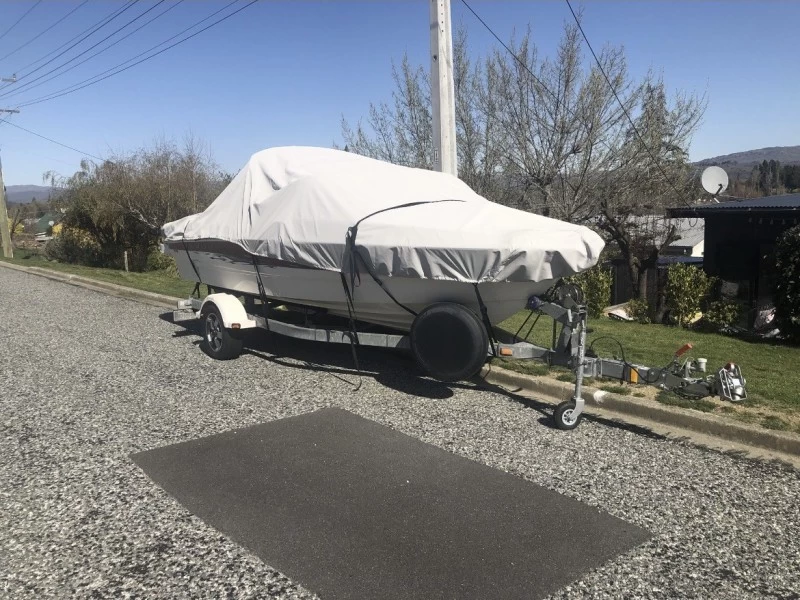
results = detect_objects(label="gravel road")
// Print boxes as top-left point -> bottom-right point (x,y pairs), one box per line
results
2,266 -> 799,599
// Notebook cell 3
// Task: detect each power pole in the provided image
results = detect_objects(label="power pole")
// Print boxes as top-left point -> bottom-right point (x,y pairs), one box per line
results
0,108 -> 20,259
0,151 -> 12,259
430,0 -> 457,177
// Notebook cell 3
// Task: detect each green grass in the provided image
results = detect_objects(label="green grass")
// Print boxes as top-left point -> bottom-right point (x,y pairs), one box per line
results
500,309 -> 800,413
761,416 -> 791,431
600,384 -> 628,394
655,391 -> 717,413
0,249 -> 198,299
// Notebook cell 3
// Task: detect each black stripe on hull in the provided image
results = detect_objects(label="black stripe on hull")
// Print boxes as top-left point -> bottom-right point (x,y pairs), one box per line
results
165,239 -> 321,270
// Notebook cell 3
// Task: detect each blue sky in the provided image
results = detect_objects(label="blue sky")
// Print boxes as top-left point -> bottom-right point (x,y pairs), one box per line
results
0,0 -> 798,186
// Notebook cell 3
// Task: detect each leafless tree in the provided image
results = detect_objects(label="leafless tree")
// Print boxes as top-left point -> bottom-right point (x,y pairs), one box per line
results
341,20 -> 706,304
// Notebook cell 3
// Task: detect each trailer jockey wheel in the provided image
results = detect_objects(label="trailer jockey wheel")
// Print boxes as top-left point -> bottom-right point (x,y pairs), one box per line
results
410,303 -> 489,382
553,401 -> 583,431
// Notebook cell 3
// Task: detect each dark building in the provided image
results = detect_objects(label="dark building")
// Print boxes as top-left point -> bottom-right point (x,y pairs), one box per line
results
667,193 -> 800,327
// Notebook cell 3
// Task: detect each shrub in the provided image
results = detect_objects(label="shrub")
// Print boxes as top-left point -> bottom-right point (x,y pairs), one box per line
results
665,263 -> 714,328
701,300 -> 741,331
44,228 -> 103,266
146,246 -> 178,275
626,298 -> 651,323
774,224 -> 800,342
565,264 -> 612,318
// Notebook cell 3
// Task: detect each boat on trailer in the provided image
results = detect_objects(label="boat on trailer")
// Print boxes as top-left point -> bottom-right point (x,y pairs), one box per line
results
163,146 -> 604,332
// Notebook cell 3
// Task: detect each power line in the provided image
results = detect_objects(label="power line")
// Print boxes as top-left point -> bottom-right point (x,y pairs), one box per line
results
563,0 -> 695,209
0,117 -> 107,163
0,0 -> 184,102
0,1 -> 43,43
16,0 -> 258,109
0,1 -> 136,93
4,0 -> 140,90
0,0 -> 171,101
0,1 -> 89,65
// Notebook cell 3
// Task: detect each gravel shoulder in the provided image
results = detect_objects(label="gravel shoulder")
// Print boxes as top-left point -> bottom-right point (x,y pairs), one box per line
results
2,267 -> 799,599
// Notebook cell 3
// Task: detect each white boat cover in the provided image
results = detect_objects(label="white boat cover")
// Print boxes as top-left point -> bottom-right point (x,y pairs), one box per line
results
162,147 -> 605,283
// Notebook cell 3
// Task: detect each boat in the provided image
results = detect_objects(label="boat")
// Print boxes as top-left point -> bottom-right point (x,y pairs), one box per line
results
162,146 -> 604,332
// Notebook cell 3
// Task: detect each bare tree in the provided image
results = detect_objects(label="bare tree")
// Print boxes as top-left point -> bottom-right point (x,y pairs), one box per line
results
595,80 -> 706,302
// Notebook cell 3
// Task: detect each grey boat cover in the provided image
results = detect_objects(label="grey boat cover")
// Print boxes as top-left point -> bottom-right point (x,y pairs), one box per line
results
162,147 -> 604,283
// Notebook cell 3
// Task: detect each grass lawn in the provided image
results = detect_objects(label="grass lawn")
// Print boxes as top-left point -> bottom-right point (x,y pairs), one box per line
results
0,249 -> 198,299
498,310 -> 800,430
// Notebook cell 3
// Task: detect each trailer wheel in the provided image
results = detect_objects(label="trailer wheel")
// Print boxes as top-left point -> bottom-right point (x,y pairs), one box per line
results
553,401 -> 582,430
201,304 -> 244,360
410,303 -> 489,382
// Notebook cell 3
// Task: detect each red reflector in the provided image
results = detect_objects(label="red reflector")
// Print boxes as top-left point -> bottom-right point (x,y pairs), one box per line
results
231,323 -> 241,329
499,348 -> 513,356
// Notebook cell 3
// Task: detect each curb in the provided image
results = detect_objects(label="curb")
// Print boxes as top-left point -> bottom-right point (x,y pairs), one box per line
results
5,260 -> 800,462
0,261 -> 180,308
480,363 -> 800,459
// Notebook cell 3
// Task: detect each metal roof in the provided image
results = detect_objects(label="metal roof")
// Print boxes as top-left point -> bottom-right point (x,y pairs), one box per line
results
668,193 -> 800,217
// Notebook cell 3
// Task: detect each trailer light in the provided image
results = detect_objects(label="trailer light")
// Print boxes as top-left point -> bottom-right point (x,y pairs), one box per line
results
231,323 -> 241,329
499,347 -> 514,356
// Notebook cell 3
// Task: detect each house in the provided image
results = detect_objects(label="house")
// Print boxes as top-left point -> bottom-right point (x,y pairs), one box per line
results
666,193 -> 800,327
609,217 -> 705,304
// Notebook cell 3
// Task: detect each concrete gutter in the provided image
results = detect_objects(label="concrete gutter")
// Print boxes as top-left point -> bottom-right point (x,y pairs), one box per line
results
0,261 -> 179,308
480,363 -> 800,467
4,260 -> 799,466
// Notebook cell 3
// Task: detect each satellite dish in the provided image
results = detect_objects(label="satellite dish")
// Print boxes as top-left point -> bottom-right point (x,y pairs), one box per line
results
701,166 -> 729,196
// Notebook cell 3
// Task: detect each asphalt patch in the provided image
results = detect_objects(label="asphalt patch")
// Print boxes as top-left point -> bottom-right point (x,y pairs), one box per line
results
132,408 -> 649,599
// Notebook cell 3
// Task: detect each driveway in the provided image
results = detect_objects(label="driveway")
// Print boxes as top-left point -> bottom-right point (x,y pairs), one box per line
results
1,266 -> 799,599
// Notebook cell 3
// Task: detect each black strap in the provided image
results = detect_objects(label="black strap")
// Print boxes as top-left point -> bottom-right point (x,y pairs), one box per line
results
474,283 -> 498,356
180,225 -> 203,286
338,199 -> 464,383
252,256 -> 271,333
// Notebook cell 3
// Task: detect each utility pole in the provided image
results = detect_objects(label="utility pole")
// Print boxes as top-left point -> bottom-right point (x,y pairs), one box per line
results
0,107 -> 20,259
430,0 -> 457,177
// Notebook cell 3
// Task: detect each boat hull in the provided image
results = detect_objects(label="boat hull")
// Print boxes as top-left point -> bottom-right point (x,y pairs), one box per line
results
165,243 -> 554,331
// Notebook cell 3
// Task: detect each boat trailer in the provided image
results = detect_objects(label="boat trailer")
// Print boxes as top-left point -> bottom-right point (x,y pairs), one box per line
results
173,287 -> 747,431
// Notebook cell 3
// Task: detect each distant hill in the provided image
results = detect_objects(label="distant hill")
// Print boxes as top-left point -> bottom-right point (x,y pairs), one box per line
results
694,146 -> 800,178
4,185 -> 56,206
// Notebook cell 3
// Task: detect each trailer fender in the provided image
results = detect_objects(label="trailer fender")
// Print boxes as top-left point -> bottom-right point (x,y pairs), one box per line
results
200,293 -> 257,330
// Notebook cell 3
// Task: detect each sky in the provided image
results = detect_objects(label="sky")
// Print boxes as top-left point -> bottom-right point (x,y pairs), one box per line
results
0,0 -> 798,186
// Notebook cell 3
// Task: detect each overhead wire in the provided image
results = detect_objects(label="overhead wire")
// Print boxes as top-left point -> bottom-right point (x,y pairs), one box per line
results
0,1 -> 89,65
563,0 -> 697,210
0,1 -> 43,44
14,0 -> 258,109
460,0 -> 699,212
0,116 -> 108,163
0,1 -> 137,93
0,0 -> 185,103
2,0 -> 140,92
0,0 -> 174,101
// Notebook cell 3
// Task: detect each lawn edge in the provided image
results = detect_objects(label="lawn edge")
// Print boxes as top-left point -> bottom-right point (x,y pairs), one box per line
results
0,261 -> 180,308
479,363 -> 800,460
7,259 -> 800,463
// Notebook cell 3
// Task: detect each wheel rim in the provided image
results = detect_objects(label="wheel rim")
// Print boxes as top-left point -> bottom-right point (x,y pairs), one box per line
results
561,408 -> 577,426
206,313 -> 223,352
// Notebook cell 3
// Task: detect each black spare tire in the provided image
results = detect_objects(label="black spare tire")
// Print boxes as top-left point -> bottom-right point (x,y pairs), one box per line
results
410,302 -> 489,381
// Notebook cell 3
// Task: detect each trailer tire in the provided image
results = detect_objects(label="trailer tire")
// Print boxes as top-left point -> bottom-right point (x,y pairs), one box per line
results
553,401 -> 582,430
410,303 -> 489,382
201,304 -> 244,360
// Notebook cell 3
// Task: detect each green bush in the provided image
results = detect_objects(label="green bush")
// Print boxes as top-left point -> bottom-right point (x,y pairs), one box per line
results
665,263 -> 714,328
626,298 -> 651,323
565,264 -> 612,318
146,246 -> 178,275
44,228 -> 104,267
701,300 -> 741,331
774,224 -> 800,342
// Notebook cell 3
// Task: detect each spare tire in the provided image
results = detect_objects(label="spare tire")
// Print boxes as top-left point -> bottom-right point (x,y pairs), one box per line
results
410,302 -> 490,381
